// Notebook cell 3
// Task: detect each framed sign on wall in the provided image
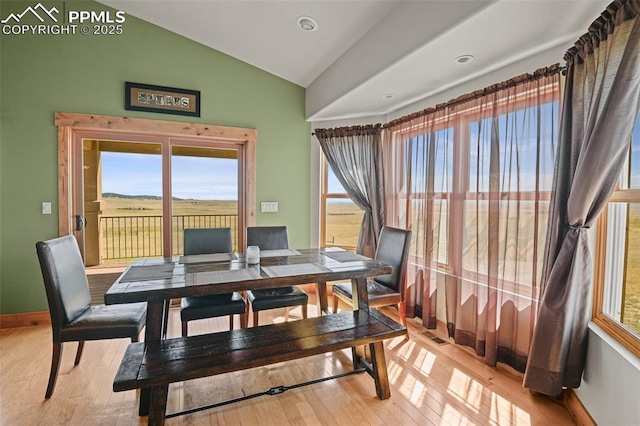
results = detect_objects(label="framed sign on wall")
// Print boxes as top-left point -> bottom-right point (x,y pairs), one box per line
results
125,82 -> 200,117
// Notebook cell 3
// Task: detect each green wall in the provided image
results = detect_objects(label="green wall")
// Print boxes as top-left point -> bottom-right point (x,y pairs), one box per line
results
0,1 -> 311,314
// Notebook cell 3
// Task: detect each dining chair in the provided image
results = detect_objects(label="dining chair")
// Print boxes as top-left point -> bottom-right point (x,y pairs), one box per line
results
180,228 -> 248,336
332,226 -> 412,338
245,226 -> 308,326
36,235 -> 147,398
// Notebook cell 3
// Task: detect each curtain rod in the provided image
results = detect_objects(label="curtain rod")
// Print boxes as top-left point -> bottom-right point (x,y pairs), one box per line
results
313,123 -> 382,137
384,63 -> 562,130
311,63 -> 562,136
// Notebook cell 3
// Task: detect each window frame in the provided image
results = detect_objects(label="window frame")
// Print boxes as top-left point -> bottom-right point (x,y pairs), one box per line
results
593,177 -> 640,358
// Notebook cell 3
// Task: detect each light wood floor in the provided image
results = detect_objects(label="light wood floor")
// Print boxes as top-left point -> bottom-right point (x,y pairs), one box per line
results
0,297 -> 575,425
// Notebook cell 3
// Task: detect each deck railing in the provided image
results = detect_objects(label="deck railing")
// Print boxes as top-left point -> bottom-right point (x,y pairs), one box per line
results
99,214 -> 238,261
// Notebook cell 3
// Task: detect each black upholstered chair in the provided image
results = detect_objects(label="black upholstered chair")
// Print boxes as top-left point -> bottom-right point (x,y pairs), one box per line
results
36,235 -> 146,398
245,226 -> 308,326
332,226 -> 412,338
180,228 -> 248,336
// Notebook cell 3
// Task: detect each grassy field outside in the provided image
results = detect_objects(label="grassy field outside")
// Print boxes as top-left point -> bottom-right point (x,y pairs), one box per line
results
623,206 -> 640,335
99,196 -> 364,259
100,196 -> 239,259
102,195 -> 238,216
325,201 -> 363,250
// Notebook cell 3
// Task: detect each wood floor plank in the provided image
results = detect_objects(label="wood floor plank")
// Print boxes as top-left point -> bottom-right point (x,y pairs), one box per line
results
0,298 -> 576,425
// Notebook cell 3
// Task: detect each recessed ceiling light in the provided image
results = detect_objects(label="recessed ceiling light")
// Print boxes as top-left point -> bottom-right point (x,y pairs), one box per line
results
297,16 -> 318,32
455,55 -> 474,64
382,94 -> 396,100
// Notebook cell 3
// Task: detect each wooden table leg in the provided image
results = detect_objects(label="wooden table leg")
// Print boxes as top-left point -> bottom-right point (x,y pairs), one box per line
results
315,281 -> 328,315
352,277 -> 369,310
351,347 -> 359,370
139,300 -> 164,417
351,277 -> 372,370
161,299 -> 170,339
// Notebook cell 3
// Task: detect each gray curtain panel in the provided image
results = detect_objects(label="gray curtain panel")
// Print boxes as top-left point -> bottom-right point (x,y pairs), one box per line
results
315,125 -> 385,257
524,0 -> 640,396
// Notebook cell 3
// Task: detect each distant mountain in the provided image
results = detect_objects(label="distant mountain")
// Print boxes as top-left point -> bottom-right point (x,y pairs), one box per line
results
102,192 -> 184,201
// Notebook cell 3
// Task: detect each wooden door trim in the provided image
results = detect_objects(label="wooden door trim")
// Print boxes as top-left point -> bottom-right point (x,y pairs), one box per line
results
55,112 -> 257,141
56,112 -> 257,247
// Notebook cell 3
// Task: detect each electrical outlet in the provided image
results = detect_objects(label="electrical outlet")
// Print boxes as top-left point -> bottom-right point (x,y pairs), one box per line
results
42,202 -> 52,215
261,201 -> 278,212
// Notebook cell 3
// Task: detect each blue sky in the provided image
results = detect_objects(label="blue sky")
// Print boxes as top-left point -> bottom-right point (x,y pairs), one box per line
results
327,166 -> 347,193
102,112 -> 639,200
101,152 -> 238,200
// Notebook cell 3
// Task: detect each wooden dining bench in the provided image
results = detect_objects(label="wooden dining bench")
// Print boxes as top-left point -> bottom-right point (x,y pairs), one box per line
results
113,309 -> 406,425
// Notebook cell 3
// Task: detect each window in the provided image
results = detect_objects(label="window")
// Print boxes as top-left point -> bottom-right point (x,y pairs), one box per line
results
383,71 -> 561,370
391,96 -> 558,291
313,68 -> 560,372
56,113 -> 256,266
403,128 -> 453,265
462,103 -> 556,289
320,162 -> 364,251
170,145 -> 240,255
594,112 -> 640,357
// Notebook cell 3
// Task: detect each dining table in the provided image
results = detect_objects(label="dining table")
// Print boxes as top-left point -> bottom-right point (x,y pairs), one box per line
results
104,247 -> 405,423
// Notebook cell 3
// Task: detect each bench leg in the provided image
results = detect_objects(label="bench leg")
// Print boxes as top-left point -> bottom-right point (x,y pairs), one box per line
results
148,385 -> 169,426
369,341 -> 391,399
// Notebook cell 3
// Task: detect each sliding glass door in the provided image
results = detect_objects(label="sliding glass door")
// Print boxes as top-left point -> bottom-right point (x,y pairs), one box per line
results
71,133 -> 246,266
96,140 -> 163,263
171,144 -> 240,254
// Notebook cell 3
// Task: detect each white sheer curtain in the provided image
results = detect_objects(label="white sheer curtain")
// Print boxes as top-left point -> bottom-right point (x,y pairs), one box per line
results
384,67 -> 561,371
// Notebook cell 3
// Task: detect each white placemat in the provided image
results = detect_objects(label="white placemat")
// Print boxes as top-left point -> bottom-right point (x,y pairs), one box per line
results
186,268 -> 262,286
258,249 -> 302,258
261,263 -> 331,278
322,251 -> 369,262
119,264 -> 175,282
179,253 -> 237,264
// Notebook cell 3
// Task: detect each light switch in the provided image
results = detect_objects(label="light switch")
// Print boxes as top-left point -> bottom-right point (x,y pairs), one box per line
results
42,202 -> 52,215
260,201 -> 278,212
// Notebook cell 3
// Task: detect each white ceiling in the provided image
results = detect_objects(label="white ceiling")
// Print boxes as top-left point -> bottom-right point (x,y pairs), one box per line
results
98,0 -> 610,122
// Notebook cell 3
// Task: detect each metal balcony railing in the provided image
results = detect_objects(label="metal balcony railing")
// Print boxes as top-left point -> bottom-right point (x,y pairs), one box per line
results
99,214 -> 238,261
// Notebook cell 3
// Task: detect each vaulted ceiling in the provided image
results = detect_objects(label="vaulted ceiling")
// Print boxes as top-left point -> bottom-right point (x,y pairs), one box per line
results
98,0 -> 610,122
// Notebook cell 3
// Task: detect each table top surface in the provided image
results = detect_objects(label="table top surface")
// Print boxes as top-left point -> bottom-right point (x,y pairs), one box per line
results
104,247 -> 391,305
